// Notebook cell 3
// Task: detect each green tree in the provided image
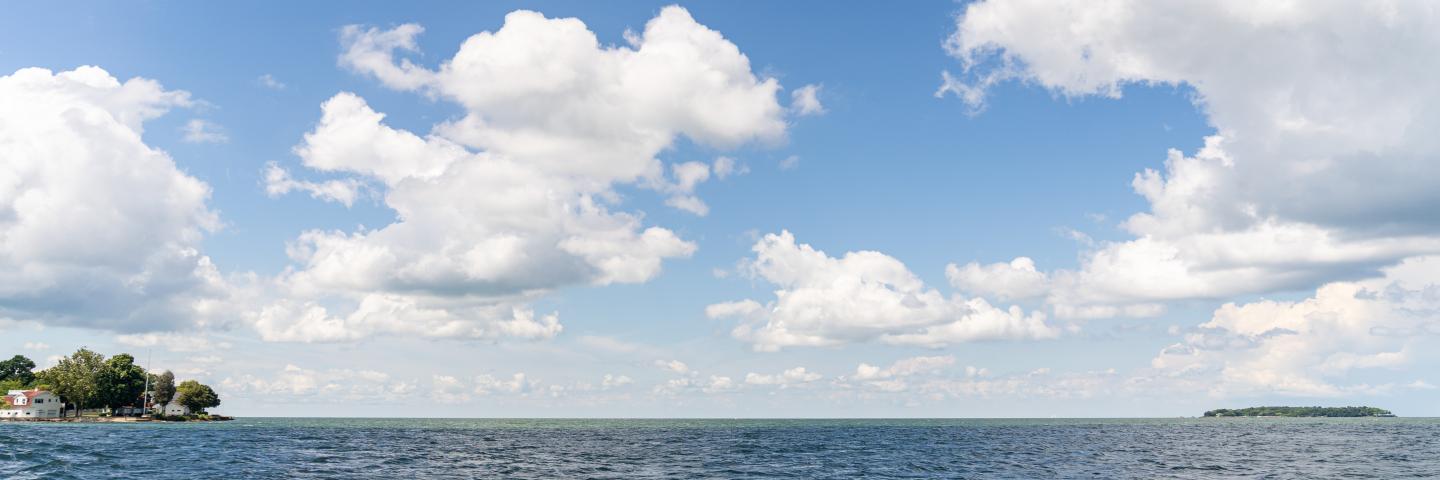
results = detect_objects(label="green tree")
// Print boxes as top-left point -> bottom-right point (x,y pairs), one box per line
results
38,348 -> 107,417
174,380 -> 220,414
97,353 -> 148,411
1203,406 -> 1394,417
0,355 -> 37,385
0,378 -> 26,393
152,370 -> 176,407
0,378 -> 23,409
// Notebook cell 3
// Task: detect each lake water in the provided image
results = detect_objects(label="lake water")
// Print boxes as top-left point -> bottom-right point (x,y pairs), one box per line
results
2,417 -> 1437,478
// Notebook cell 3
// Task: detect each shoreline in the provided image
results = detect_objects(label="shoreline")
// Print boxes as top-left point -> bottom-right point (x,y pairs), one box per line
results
0,415 -> 233,423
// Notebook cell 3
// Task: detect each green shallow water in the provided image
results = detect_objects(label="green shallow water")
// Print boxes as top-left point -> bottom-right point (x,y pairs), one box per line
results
3,417 -> 1437,478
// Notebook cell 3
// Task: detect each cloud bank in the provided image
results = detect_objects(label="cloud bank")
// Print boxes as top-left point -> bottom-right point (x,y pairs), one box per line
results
943,0 -> 1440,316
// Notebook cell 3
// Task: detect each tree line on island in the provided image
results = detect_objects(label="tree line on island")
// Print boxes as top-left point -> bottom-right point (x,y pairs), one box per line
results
0,348 -> 220,418
1203,406 -> 1394,417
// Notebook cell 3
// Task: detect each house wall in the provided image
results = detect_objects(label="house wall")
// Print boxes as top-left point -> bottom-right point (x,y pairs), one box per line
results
163,402 -> 190,416
1,392 -> 62,418
0,407 -> 62,418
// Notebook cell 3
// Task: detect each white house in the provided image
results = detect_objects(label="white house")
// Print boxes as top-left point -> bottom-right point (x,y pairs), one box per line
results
1,389 -> 63,419
161,401 -> 190,416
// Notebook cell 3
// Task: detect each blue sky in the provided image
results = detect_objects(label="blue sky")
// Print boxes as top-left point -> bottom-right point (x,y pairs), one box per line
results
3,1 -> 1437,417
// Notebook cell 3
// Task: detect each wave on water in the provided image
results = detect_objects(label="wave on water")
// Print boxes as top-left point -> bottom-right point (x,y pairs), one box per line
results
2,417 -> 1436,479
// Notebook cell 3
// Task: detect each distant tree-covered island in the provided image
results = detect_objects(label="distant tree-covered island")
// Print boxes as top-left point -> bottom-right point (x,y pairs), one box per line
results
1203,406 -> 1395,417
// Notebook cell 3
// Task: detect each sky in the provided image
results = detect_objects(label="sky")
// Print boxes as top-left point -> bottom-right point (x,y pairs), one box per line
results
2,0 -> 1438,417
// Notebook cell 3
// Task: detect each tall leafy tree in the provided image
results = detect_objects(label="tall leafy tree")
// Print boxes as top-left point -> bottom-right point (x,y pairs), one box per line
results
152,370 -> 176,407
0,378 -> 27,408
38,348 -> 106,417
0,378 -> 27,393
0,355 -> 36,385
174,380 -> 220,414
97,353 -> 148,411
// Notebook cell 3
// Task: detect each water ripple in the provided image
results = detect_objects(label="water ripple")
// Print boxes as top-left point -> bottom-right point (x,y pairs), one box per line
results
2,418 -> 1438,478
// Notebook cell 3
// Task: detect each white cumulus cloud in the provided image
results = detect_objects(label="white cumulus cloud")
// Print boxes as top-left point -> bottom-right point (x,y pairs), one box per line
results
709,231 -> 1060,351
474,372 -> 530,395
946,257 -> 1049,301
655,359 -> 692,375
942,0 -> 1440,317
711,156 -> 747,179
853,355 -> 956,380
263,162 -> 363,207
744,367 -> 822,386
256,74 -> 286,90
1149,255 -> 1440,397
252,7 -> 790,342
601,374 -> 633,389
789,84 -> 825,116
0,66 -> 227,332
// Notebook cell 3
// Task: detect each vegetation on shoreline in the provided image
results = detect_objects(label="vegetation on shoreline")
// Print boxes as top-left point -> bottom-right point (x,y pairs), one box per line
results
1204,406 -> 1394,417
1,413 -> 232,423
2,349 -> 222,418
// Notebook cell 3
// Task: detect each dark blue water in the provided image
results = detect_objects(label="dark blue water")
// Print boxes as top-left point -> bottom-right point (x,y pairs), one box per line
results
3,418 -> 1437,478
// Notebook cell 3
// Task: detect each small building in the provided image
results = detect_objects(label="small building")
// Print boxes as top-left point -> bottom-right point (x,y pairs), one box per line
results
161,401 -> 190,416
1,389 -> 63,419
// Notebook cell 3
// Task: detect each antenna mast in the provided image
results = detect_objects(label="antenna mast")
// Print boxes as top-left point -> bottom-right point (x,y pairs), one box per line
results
142,348 -> 153,415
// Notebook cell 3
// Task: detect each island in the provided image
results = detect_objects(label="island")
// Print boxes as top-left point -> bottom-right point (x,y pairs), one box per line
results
2,349 -> 226,422
1203,406 -> 1395,417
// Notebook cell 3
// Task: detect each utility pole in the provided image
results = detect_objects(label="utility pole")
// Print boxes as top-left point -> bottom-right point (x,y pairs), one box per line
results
141,348 -> 153,416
